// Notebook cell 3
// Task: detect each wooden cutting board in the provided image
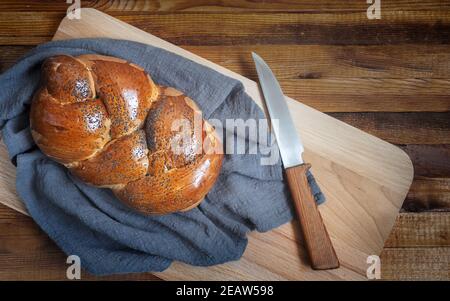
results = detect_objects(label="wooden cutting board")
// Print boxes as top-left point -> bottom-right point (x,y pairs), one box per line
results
0,8 -> 414,280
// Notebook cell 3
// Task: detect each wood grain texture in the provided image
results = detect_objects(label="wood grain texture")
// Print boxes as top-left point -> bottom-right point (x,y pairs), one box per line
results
1,10 -> 450,46
2,45 -> 450,113
404,177 -> 450,212
0,1 -> 448,280
0,46 -> 30,72
2,205 -> 448,280
285,164 -> 339,270
385,212 -> 449,247
184,45 -> 450,80
4,44 -> 450,78
380,248 -> 450,280
1,0 -> 450,13
401,145 -> 450,177
0,207 -> 161,280
330,112 -> 450,145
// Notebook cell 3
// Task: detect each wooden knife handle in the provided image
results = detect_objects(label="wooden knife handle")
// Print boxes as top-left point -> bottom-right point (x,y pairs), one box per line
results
285,164 -> 340,270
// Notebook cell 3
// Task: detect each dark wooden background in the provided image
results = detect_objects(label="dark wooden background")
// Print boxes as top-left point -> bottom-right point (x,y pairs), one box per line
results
0,0 -> 448,280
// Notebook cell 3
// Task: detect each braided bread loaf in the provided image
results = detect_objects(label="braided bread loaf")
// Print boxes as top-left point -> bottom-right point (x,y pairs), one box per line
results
30,54 -> 223,214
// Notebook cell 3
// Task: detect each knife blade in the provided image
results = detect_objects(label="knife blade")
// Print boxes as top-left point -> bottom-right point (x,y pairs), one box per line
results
251,52 -> 304,168
252,52 -> 339,270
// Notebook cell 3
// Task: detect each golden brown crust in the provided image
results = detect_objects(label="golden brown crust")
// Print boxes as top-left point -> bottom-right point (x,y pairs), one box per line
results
70,130 -> 149,187
41,55 -> 96,104
30,54 -> 223,215
87,58 -> 156,138
30,88 -> 110,164
113,150 -> 223,214
145,87 -> 204,173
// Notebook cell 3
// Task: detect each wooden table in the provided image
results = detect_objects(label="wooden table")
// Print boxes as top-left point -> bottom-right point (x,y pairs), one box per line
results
0,0 -> 448,281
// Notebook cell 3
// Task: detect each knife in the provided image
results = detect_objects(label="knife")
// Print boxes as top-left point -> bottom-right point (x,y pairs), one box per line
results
252,52 -> 339,270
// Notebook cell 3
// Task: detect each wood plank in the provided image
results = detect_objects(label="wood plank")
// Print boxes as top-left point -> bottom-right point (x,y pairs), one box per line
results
404,177 -> 450,212
5,44 -> 450,79
385,212 -> 450,247
2,45 -> 450,113
180,46 -> 450,113
0,12 -> 63,40
329,112 -> 450,145
0,46 -> 30,72
279,78 -> 450,97
0,252 -> 162,280
184,45 -> 450,79
380,248 -> 450,280
401,145 -> 450,178
1,11 -> 450,46
0,0 -> 449,13
279,78 -> 450,113
0,36 -> 49,46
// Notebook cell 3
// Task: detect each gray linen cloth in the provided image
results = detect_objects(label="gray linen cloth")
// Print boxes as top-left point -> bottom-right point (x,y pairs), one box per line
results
0,39 -> 325,275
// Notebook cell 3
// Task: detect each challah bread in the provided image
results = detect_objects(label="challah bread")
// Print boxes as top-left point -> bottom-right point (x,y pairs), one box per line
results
30,54 -> 223,214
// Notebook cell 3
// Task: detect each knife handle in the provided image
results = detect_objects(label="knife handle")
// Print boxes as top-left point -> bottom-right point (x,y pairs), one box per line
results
285,164 -> 340,270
